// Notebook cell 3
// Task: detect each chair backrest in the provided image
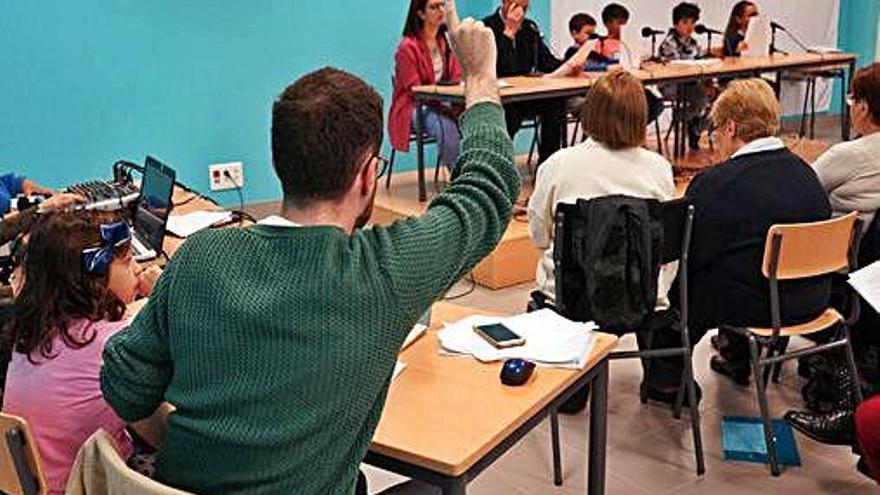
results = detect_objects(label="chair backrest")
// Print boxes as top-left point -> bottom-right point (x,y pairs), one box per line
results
762,212 -> 860,281
658,198 -> 694,265
0,413 -> 47,495
553,195 -> 689,332
65,430 -> 193,495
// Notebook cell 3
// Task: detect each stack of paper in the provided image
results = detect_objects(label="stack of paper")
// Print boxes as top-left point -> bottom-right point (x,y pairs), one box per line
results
437,309 -> 597,369
849,260 -> 880,313
167,210 -> 234,238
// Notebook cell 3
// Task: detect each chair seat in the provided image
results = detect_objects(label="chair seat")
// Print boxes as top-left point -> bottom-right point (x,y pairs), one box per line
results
748,307 -> 843,337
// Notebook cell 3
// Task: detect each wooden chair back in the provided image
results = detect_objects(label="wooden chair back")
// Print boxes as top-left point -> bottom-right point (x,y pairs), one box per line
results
762,212 -> 860,280
0,413 -> 47,495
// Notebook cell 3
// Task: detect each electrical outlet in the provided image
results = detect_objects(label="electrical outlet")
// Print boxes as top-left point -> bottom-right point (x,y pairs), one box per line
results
209,162 -> 244,191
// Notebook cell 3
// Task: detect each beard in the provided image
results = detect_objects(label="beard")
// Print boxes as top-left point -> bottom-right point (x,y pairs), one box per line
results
354,186 -> 377,229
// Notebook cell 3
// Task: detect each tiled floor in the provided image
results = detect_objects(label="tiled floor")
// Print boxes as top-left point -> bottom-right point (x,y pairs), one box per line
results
361,280 -> 878,494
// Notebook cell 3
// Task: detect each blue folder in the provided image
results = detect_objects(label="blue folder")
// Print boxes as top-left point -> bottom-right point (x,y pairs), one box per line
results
721,415 -> 801,466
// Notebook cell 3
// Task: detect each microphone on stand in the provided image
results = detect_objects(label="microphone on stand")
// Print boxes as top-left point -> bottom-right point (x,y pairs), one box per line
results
695,24 -> 722,35
695,24 -> 721,54
524,21 -> 546,77
770,21 -> 814,53
641,27 -> 664,62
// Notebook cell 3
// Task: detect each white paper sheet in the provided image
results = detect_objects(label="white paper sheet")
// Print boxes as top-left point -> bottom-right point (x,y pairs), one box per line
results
849,260 -> 880,313
166,210 -> 234,238
743,14 -> 772,57
437,309 -> 598,369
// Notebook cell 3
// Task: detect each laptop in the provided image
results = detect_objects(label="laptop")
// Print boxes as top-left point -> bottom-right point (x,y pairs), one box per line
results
131,156 -> 176,261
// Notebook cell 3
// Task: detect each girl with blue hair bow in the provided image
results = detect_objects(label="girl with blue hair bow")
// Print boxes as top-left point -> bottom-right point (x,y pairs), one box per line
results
1,211 -> 166,493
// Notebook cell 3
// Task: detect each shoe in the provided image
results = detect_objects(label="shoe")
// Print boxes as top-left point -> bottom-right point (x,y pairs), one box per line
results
711,334 -> 726,351
784,410 -> 855,446
645,381 -> 703,407
710,355 -> 750,386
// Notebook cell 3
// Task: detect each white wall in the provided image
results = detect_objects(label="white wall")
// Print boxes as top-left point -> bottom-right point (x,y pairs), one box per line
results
548,0 -> 841,113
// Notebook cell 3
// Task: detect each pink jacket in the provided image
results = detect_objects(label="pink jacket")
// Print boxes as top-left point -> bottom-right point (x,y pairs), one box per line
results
388,34 -> 462,152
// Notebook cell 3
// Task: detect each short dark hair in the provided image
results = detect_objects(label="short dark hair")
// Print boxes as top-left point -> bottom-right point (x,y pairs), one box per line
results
601,3 -> 629,25
673,2 -> 701,25
569,13 -> 597,33
853,63 -> 880,126
271,68 -> 383,206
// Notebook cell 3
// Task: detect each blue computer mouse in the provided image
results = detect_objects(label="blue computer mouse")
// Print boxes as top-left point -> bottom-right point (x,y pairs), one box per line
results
500,358 -> 536,386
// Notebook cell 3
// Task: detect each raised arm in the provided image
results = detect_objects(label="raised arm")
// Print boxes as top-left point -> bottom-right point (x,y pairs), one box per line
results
366,2 -> 520,312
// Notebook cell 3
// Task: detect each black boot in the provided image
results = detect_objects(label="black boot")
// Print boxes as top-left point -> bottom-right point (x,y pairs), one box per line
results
784,410 -> 855,446
710,355 -> 750,386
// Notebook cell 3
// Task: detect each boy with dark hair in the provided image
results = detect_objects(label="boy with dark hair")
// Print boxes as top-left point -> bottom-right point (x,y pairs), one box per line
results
588,3 -> 664,124
565,13 -> 597,60
597,3 -> 629,62
659,2 -> 713,150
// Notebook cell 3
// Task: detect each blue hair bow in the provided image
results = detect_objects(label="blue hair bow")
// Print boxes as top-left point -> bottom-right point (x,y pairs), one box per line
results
82,221 -> 132,275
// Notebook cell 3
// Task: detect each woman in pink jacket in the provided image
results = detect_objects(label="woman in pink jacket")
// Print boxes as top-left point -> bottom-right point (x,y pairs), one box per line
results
389,0 -> 463,173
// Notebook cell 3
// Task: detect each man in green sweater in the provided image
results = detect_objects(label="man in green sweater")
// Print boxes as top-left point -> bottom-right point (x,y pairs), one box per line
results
100,4 -> 520,494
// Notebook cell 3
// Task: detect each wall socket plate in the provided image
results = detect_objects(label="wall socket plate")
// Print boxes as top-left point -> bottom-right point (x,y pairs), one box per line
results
209,162 -> 244,191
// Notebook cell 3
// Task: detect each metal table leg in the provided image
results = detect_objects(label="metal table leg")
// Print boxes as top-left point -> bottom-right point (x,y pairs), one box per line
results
844,60 -> 855,141
587,360 -> 609,495
416,103 -> 427,202
441,478 -> 467,495
551,412 -> 563,486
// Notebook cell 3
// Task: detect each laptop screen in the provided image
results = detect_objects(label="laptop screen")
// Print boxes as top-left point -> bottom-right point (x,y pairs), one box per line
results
135,156 -> 176,251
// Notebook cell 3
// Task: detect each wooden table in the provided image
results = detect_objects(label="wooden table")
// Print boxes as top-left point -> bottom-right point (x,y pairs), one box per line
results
409,52 -> 857,201
366,302 -> 619,495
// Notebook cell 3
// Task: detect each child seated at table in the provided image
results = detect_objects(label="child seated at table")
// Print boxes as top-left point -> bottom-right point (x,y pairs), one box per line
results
1,211 -> 163,494
565,13 -> 597,61
592,3 -> 664,124
659,2 -> 716,150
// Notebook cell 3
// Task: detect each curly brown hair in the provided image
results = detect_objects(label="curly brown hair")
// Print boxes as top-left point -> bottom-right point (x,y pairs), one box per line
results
4,211 -> 128,364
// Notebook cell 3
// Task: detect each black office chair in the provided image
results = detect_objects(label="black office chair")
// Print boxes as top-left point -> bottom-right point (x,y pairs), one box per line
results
546,197 -> 706,485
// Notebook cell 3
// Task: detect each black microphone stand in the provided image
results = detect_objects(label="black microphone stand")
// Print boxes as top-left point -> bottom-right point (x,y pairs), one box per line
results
526,24 -> 543,77
770,24 -> 788,55
648,32 -> 660,63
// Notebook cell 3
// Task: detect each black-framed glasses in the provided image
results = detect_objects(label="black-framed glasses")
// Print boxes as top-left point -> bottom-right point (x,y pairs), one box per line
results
374,154 -> 391,180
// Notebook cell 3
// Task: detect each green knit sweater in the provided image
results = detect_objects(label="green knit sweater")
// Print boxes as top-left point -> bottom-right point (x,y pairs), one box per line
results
100,103 -> 519,495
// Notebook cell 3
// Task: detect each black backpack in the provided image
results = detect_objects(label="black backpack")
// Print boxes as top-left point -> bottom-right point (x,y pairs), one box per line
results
554,195 -> 663,334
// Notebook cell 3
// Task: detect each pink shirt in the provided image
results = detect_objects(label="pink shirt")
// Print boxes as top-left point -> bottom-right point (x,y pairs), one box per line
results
3,318 -> 133,493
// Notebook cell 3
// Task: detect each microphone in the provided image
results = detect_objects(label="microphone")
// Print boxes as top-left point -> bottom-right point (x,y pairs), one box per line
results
770,21 -> 786,32
641,27 -> 664,38
695,24 -> 722,35
588,32 -> 606,41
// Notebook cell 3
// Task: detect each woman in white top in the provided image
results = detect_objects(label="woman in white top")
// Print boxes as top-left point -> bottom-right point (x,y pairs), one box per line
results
813,62 -> 880,228
529,70 -> 676,306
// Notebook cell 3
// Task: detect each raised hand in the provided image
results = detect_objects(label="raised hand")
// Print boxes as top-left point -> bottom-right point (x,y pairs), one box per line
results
447,5 -> 500,107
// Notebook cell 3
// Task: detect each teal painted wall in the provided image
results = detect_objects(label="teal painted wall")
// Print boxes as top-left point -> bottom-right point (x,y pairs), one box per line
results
832,0 -> 880,110
0,0 -> 509,206
1,1 -> 870,205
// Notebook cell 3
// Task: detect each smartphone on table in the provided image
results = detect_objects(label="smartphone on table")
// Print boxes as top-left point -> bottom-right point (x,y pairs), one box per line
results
473,323 -> 526,349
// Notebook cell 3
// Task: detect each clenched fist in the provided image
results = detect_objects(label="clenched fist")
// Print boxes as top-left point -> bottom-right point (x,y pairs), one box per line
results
445,0 -> 500,107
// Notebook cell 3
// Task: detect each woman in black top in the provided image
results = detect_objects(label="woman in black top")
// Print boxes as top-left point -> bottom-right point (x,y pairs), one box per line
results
646,79 -> 831,399
723,1 -> 759,57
